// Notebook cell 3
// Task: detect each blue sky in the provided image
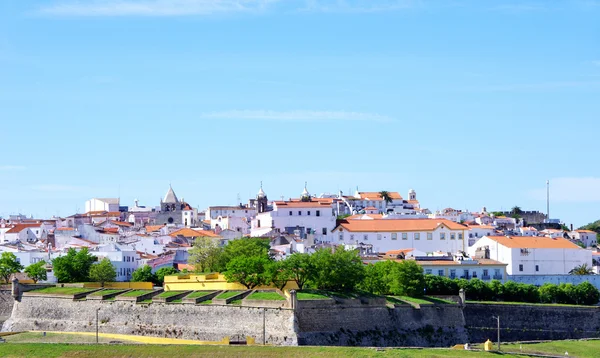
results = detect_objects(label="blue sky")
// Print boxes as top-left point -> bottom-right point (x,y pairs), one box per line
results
1,0 -> 599,227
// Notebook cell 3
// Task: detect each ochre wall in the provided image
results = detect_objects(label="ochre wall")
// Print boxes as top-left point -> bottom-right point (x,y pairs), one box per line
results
163,274 -> 298,292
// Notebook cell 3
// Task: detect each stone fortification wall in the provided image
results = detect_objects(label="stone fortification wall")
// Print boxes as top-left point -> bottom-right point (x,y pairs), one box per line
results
465,304 -> 600,343
0,289 -> 14,326
3,296 -> 298,345
295,305 -> 468,347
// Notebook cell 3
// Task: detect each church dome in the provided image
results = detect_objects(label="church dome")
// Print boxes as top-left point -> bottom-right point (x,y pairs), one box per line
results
257,187 -> 266,198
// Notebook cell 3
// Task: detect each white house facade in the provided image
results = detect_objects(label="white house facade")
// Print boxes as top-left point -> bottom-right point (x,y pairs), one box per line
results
332,218 -> 468,254
468,236 -> 592,275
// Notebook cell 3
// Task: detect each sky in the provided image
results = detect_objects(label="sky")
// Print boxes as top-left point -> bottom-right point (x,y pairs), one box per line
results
0,0 -> 599,227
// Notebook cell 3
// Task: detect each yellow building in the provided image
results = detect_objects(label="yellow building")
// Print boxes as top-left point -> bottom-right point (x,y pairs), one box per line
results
163,273 -> 298,292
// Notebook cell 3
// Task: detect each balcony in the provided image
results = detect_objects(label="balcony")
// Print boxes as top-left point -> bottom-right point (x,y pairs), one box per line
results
459,275 -> 471,280
481,275 -> 491,280
493,275 -> 503,280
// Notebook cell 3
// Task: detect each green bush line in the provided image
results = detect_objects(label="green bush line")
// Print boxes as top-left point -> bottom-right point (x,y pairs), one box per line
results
425,275 -> 600,305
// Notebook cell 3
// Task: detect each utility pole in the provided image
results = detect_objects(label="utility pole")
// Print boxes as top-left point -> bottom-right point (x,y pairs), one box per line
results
96,308 -> 100,344
263,308 -> 266,345
492,315 -> 500,351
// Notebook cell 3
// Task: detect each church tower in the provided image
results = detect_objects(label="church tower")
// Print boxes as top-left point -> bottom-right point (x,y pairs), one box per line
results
301,182 -> 311,202
408,189 -> 417,201
256,182 -> 268,213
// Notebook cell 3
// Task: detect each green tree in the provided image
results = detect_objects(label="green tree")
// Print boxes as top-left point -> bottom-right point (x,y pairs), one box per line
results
510,206 -> 523,219
154,266 -> 179,284
52,248 -> 97,283
0,252 -> 24,283
388,260 -> 425,297
309,247 -> 364,292
425,275 -> 459,295
188,237 -> 223,273
538,283 -> 560,303
89,258 -> 116,287
131,265 -> 156,283
569,263 -> 594,275
216,238 -> 271,272
264,260 -> 292,290
24,260 -> 47,283
359,262 -> 389,295
576,282 -> 600,305
224,255 -> 271,289
282,253 -> 313,290
465,279 -> 493,301
378,191 -> 393,204
488,279 -> 503,300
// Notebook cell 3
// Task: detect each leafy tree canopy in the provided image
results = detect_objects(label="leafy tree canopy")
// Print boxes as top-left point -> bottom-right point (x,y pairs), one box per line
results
89,258 -> 117,287
24,260 -> 47,283
131,265 -> 155,283
154,266 -> 178,284
0,252 -> 24,284
224,255 -> 271,289
188,237 -> 223,273
52,248 -> 97,283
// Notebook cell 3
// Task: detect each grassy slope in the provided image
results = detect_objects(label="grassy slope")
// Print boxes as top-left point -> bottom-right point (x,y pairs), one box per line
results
31,287 -> 95,295
246,291 -> 285,301
215,291 -> 244,300
121,290 -> 153,297
157,291 -> 185,298
186,291 -> 214,299
89,289 -> 123,296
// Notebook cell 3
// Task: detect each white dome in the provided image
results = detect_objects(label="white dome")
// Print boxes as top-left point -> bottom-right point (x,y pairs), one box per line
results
257,187 -> 266,198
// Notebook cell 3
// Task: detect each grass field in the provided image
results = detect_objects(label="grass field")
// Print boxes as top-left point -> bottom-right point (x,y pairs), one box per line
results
200,300 -> 212,305
215,291 -> 244,300
296,290 -> 330,300
156,291 -> 186,298
89,289 -> 123,296
185,291 -> 214,299
121,290 -> 153,297
2,333 -> 600,357
31,287 -> 95,295
246,291 -> 285,300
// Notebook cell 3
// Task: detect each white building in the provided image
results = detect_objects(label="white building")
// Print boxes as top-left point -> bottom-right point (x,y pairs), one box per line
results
417,257 -> 507,282
332,218 -> 468,254
466,225 -> 497,246
570,230 -> 597,247
429,208 -> 475,223
339,189 -> 422,216
85,198 -> 120,213
251,186 -> 336,242
468,235 -> 592,275
519,226 -> 539,237
91,244 -> 140,282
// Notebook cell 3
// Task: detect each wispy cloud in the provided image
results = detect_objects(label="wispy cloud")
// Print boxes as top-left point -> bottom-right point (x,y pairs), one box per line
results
38,0 -> 279,17
528,177 -> 600,202
32,184 -> 88,192
301,0 -> 420,13
198,110 -> 393,122
0,165 -> 26,171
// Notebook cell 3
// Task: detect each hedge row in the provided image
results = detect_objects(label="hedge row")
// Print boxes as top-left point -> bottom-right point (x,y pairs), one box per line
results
425,275 -> 600,305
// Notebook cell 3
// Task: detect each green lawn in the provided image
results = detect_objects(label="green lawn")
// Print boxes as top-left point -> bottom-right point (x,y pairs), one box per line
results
157,291 -> 186,298
246,291 -> 285,301
170,299 -> 183,303
186,291 -> 214,299
2,339 -> 600,357
199,300 -> 212,305
215,291 -> 244,300
89,289 -> 123,296
2,332 -> 140,345
30,287 -> 96,295
121,290 -> 153,297
229,299 -> 242,305
296,290 -> 330,300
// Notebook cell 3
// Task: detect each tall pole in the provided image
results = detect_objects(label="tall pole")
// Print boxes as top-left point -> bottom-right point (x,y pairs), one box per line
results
263,308 -> 266,345
494,315 -> 500,351
96,308 -> 99,344
546,180 -> 550,223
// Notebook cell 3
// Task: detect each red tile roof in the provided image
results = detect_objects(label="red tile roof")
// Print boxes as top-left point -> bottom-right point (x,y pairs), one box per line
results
484,236 -> 581,249
169,228 -> 220,238
335,219 -> 468,233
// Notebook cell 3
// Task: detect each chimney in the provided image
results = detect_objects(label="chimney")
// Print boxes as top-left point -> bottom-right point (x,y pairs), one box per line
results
570,223 -> 573,232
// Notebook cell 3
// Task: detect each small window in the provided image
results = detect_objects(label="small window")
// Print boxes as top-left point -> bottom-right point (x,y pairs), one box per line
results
322,228 -> 327,235
427,233 -> 433,240
377,234 -> 381,240
483,269 -> 488,276
425,269 -> 432,275
363,234 -> 368,241
402,233 -> 407,240
438,269 -> 444,276
350,234 -> 355,241
535,265 -> 539,272
316,210 -> 320,217
450,233 -> 455,240
289,211 -> 292,216
519,264 -> 524,272
339,233 -> 343,241
307,211 -> 311,216
440,233 -> 446,240
391,233 -> 397,240
459,233 -> 463,240
415,233 -> 420,240
298,211 -> 302,216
